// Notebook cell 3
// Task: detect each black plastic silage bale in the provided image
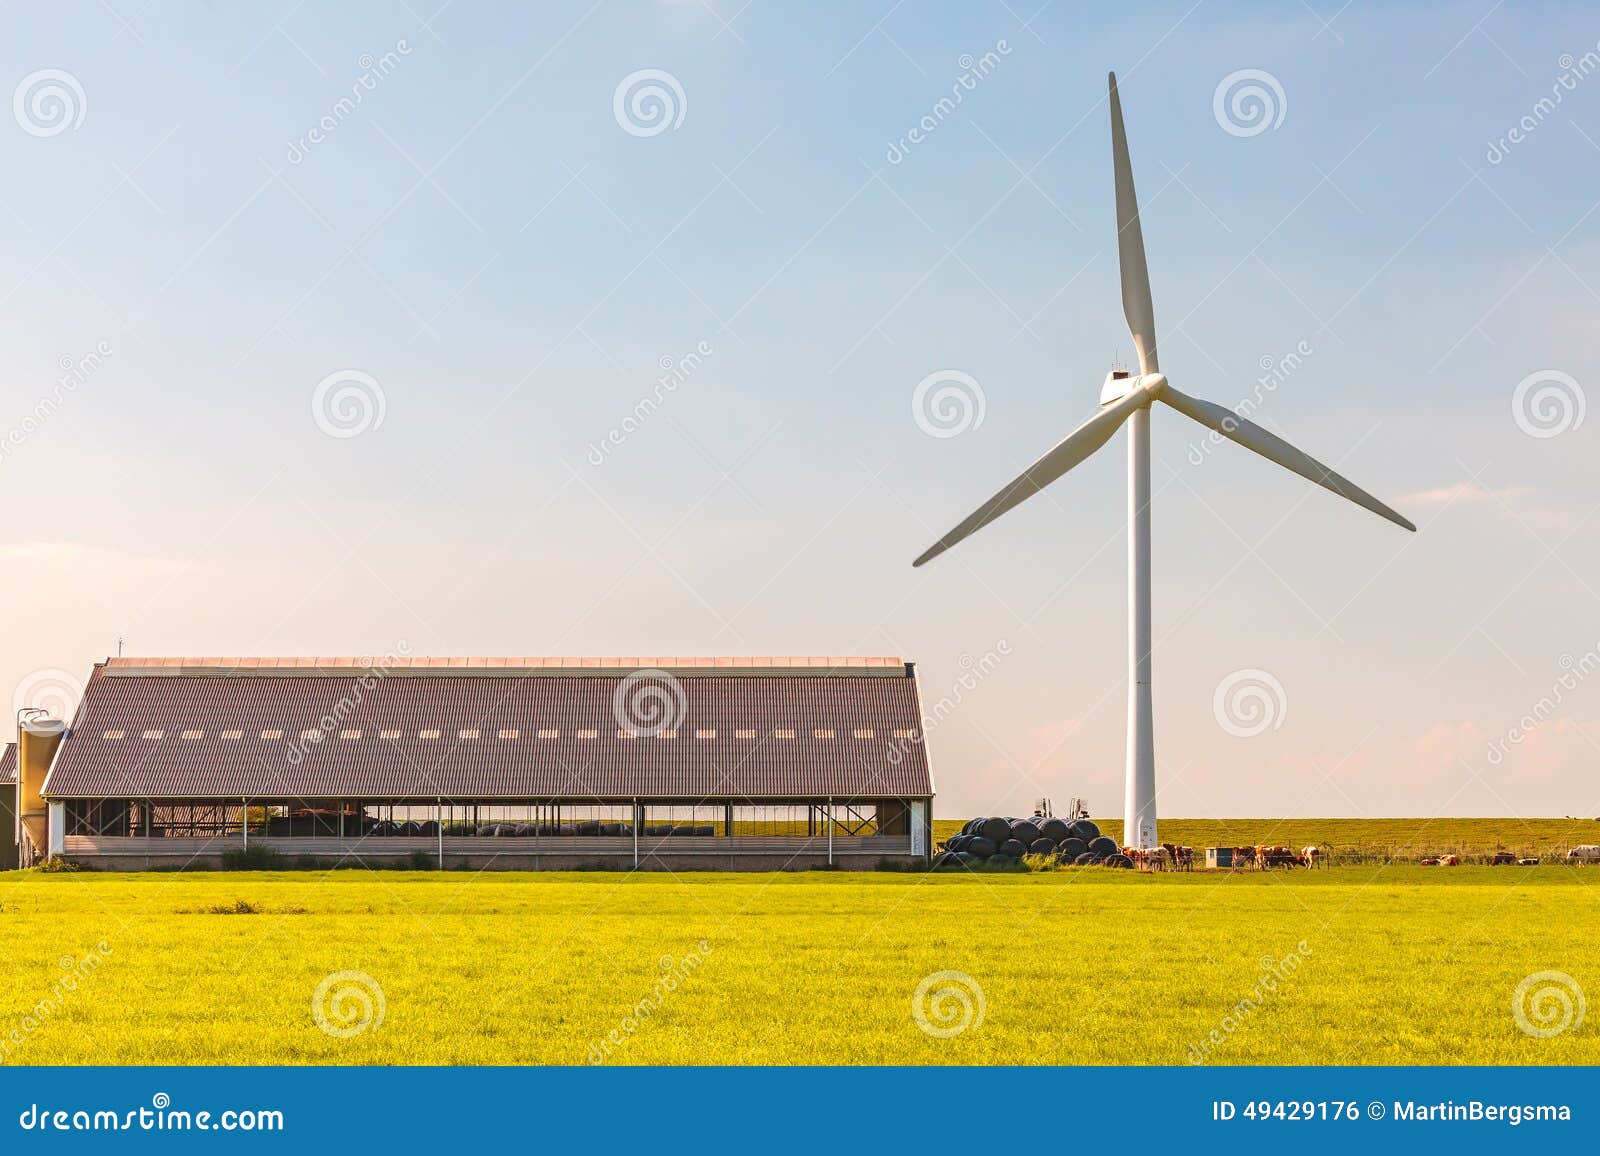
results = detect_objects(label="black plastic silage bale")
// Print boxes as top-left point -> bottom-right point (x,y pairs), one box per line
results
1088,834 -> 1119,858
1029,837 -> 1056,856
1039,817 -> 1069,842
1000,837 -> 1028,858
967,836 -> 997,859
1010,819 -> 1040,844
1057,837 -> 1087,860
975,817 -> 1010,844
1069,819 -> 1101,842
1073,852 -> 1097,865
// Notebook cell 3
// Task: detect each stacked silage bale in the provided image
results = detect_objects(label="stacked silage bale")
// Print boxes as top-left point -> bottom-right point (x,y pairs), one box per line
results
934,816 -> 1133,869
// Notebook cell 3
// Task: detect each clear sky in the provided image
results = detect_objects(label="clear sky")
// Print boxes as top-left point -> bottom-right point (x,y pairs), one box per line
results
3,1 -> 1598,820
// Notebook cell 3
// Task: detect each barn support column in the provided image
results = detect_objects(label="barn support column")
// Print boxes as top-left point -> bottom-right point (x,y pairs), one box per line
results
723,802 -> 734,839
241,798 -> 248,848
827,798 -> 834,866
632,798 -> 639,867
437,797 -> 444,870
47,802 -> 65,857
909,799 -> 928,860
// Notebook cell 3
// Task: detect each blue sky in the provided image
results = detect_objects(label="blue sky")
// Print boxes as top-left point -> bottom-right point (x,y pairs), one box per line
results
4,1 -> 1600,819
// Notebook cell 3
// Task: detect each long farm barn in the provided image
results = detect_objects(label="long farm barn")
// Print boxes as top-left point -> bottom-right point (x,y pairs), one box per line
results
12,656 -> 934,871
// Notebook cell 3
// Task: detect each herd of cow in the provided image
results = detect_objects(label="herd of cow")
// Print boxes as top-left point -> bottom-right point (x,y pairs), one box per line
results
1214,844 -> 1327,869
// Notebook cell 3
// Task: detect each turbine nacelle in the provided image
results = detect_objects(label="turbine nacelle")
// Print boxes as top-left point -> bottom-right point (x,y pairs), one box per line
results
1100,370 -> 1165,406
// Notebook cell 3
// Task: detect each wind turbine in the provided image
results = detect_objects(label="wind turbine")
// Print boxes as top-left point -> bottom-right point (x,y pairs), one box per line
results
912,72 -> 1415,850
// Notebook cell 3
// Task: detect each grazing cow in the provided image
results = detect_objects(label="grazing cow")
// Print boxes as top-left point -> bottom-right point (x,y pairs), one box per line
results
1489,851 -> 1516,866
1518,857 -> 1540,866
1126,845 -> 1171,871
1440,854 -> 1460,867
1300,845 -> 1325,869
1420,857 -> 1440,866
1255,844 -> 1299,869
1566,844 -> 1600,864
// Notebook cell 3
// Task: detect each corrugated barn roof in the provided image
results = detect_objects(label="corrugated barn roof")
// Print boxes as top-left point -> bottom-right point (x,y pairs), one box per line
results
1,742 -> 15,785
43,659 -> 933,802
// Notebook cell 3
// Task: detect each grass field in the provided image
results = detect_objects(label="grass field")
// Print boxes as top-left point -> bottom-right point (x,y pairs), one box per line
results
3,856 -> 1598,1066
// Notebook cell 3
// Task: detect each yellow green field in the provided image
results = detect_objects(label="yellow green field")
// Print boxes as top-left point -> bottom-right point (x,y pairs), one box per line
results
3,857 -> 1597,1065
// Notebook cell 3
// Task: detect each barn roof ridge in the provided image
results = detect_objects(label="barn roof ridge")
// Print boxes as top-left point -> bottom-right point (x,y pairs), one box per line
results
102,656 -> 910,678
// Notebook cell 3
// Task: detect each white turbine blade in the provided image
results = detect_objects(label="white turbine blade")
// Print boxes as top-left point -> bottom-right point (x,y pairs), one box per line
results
913,388 -> 1149,567
1110,71 -> 1157,374
1161,385 -> 1416,532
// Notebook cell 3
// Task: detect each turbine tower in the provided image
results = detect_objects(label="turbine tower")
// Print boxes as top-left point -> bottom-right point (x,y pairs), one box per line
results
912,72 -> 1415,850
